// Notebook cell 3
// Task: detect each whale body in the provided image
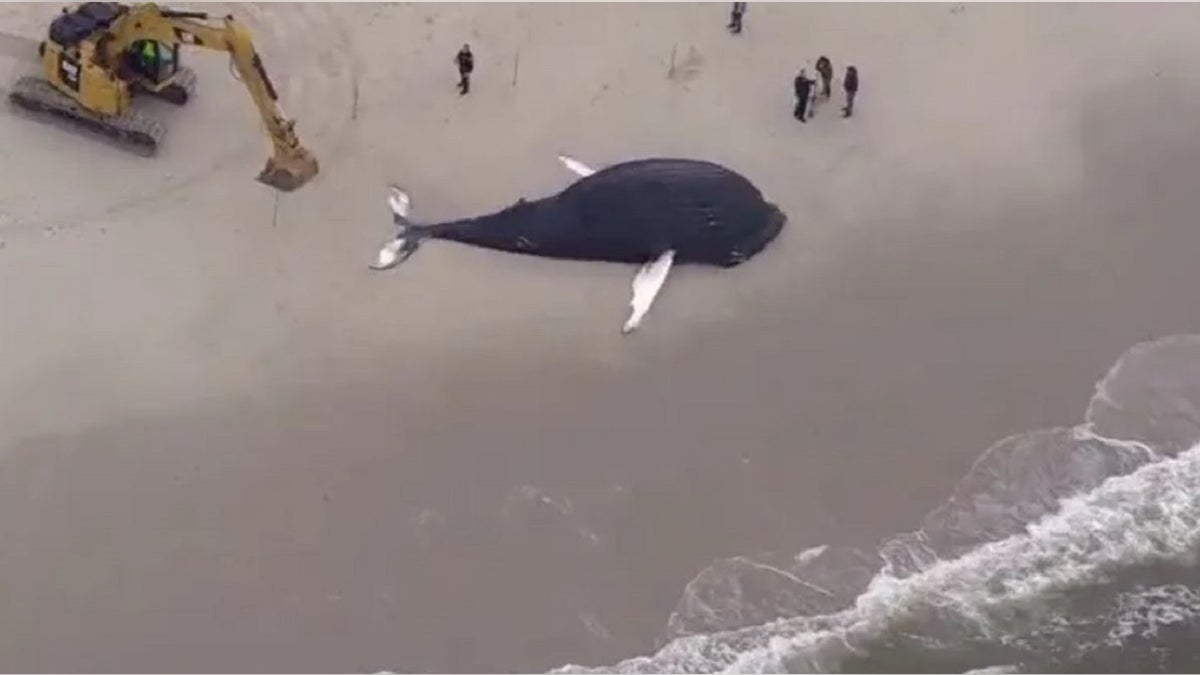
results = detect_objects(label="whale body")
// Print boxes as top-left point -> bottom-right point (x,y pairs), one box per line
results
372,155 -> 787,333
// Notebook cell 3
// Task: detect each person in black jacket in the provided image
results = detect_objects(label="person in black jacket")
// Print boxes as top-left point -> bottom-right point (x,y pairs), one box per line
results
843,65 -> 859,118
455,44 -> 474,95
815,56 -> 833,100
793,68 -> 814,123
728,2 -> 747,34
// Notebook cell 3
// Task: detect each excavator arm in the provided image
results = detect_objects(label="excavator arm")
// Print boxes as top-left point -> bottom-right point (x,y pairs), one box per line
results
103,3 -> 317,191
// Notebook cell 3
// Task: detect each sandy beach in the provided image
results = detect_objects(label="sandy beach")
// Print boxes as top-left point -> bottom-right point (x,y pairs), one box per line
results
3,2 -> 1200,672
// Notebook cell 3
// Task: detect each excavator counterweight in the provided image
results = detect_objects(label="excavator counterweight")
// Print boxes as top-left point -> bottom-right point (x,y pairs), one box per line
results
7,1 -> 318,192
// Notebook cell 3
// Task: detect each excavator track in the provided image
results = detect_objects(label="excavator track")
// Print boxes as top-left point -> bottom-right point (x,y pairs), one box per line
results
8,75 -> 165,157
167,65 -> 198,103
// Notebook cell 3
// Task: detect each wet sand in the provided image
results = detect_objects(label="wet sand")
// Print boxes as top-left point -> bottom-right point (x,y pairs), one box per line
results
3,2 -> 1200,672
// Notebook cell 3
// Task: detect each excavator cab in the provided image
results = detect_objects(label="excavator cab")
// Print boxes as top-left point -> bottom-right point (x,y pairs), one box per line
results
128,39 -> 178,84
119,39 -> 194,105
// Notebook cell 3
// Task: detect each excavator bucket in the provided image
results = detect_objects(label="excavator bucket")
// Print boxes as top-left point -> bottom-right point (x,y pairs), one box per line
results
257,148 -> 319,192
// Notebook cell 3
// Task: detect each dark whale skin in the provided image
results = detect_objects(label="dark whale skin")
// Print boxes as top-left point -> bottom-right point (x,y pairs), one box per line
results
420,158 -> 787,267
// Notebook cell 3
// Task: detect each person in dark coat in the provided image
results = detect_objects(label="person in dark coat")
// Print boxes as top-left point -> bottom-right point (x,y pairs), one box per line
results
793,68 -> 814,123
815,56 -> 833,99
455,44 -> 474,95
728,2 -> 747,34
842,65 -> 859,118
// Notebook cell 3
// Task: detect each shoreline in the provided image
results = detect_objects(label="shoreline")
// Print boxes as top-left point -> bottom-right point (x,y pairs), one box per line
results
2,3 -> 1200,671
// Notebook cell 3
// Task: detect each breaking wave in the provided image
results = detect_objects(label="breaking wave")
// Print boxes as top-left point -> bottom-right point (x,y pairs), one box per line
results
554,334 -> 1200,673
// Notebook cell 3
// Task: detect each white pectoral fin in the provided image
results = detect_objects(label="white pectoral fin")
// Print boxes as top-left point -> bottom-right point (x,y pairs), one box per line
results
558,154 -> 597,178
623,250 -> 675,334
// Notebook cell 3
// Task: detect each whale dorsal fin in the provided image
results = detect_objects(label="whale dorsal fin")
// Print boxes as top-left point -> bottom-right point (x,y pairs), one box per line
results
624,250 -> 675,334
558,154 -> 597,178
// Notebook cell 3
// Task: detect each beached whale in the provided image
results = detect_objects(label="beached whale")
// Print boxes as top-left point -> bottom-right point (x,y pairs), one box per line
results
371,155 -> 786,333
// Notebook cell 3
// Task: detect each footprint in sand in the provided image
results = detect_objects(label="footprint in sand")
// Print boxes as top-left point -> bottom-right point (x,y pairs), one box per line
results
668,45 -> 704,83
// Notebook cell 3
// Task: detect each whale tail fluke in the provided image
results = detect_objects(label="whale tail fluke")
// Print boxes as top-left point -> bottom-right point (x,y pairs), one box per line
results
371,185 -> 429,271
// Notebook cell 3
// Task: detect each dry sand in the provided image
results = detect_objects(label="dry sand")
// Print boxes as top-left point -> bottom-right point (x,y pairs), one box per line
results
2,2 -> 1200,671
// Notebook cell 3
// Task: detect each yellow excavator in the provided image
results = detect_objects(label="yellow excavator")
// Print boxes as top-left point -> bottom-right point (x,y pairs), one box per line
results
7,2 -> 318,192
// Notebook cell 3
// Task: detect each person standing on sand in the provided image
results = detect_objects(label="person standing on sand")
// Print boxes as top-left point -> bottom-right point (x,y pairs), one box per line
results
728,2 -> 747,34
455,44 -> 474,95
842,65 -> 859,118
815,56 -> 833,100
793,68 -> 814,123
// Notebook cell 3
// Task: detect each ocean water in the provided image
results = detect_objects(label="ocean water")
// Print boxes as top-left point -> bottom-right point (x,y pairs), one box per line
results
554,334 -> 1200,674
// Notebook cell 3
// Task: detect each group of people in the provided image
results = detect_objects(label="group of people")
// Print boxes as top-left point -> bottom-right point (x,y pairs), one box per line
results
727,3 -> 861,122
454,6 -> 861,125
794,57 -> 858,122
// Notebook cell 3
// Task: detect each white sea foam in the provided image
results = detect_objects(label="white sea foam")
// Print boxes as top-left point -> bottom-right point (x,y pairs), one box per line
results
557,442 -> 1200,674
1105,584 -> 1200,646
555,335 -> 1200,674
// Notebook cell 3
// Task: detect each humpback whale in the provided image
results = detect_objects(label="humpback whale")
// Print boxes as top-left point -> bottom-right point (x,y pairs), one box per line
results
372,155 -> 786,333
